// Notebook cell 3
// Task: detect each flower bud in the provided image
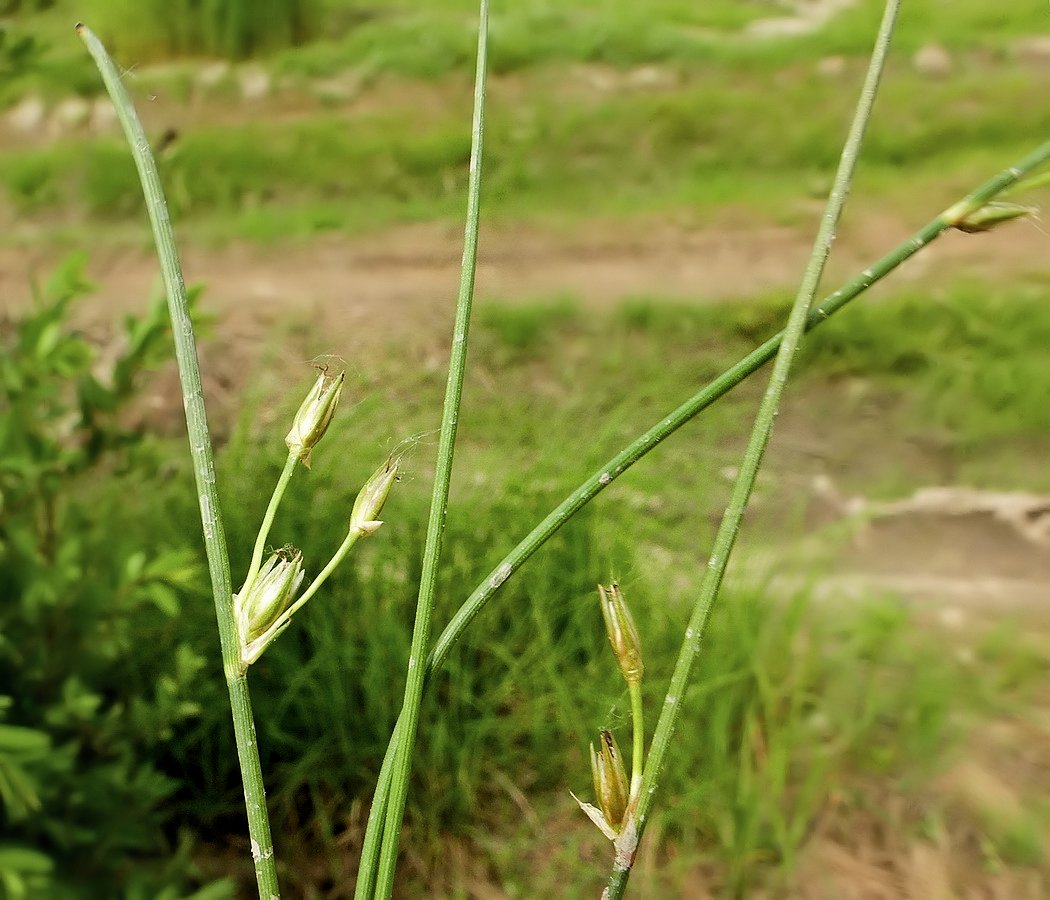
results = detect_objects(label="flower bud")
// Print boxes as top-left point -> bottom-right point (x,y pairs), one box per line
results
598,582 -> 643,686
951,202 -> 1033,234
590,729 -> 629,834
235,548 -> 305,646
285,369 -> 345,467
350,456 -> 399,536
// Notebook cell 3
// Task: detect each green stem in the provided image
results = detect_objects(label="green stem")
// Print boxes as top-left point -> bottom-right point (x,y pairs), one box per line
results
371,2 -> 490,894
1002,168 -> 1050,196
76,23 -> 280,899
243,452 -> 298,592
628,682 -> 644,806
354,718 -> 398,898
286,528 -> 361,618
606,1 -> 900,894
357,135 -> 1050,880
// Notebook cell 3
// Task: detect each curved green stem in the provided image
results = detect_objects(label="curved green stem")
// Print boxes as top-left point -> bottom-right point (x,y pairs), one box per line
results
606,1 -> 900,893
357,134 -> 1050,884
287,529 -> 361,619
1002,168 -> 1050,196
244,452 -> 298,592
628,682 -> 644,806
371,3 -> 490,894
77,23 -> 280,898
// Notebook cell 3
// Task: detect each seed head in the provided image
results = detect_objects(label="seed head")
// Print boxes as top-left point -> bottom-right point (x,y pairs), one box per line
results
350,456 -> 399,536
598,582 -> 644,686
952,201 -> 1033,234
590,729 -> 629,834
234,548 -> 304,647
285,369 -> 345,467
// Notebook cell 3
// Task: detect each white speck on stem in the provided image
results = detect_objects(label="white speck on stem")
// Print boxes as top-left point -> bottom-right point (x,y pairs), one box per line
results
665,695 -> 676,705
599,472 -> 612,485
251,838 -> 262,861
685,627 -> 694,641
407,656 -> 417,670
490,562 -> 512,590
199,493 -> 214,539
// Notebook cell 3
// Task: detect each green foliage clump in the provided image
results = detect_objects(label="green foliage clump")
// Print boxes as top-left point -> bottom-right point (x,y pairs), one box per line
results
85,0 -> 321,62
799,280 -> 1050,444
479,295 -> 580,355
0,258 -> 229,897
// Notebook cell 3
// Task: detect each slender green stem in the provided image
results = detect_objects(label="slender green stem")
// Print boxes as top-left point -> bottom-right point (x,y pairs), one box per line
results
371,3 -> 490,895
1002,168 -> 1050,196
285,529 -> 361,619
355,717 -> 397,898
243,452 -> 298,592
606,2 -> 900,894
76,23 -> 280,899
628,683 -> 644,805
357,137 -> 1050,874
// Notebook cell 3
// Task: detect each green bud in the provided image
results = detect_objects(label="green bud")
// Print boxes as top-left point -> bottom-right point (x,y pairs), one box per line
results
235,548 -> 305,647
590,729 -> 629,834
951,201 -> 1033,234
350,456 -> 399,536
285,369 -> 345,467
598,582 -> 644,686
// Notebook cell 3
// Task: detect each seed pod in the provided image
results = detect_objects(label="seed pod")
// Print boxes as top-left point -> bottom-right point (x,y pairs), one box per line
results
285,369 -> 345,467
952,201 -> 1033,234
590,729 -> 629,834
598,582 -> 644,686
235,549 -> 304,646
350,456 -> 399,536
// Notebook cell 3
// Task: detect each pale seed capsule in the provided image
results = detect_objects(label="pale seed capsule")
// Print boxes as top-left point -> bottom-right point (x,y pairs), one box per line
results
235,549 -> 304,646
590,729 -> 629,834
350,456 -> 399,537
598,582 -> 644,686
285,369 -> 345,467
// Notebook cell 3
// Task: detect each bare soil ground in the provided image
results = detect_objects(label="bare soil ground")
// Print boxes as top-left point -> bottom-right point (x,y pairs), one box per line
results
1,212 -> 1046,347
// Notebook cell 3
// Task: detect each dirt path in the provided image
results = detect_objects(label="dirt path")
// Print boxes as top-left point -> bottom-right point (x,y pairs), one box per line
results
1,213 -> 1045,350
747,0 -> 860,38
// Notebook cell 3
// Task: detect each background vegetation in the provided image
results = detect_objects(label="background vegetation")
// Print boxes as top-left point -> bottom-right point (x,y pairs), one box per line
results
1,0 -> 1048,897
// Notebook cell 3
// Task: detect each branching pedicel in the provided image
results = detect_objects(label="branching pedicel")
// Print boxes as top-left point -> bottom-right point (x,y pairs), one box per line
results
235,374 -> 402,671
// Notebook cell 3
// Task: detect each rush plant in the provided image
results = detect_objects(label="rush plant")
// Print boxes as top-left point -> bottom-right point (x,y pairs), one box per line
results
75,2 -> 1050,897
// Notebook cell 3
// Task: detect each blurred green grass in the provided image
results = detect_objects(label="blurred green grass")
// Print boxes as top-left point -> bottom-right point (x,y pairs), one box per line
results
1,0 -> 1048,241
